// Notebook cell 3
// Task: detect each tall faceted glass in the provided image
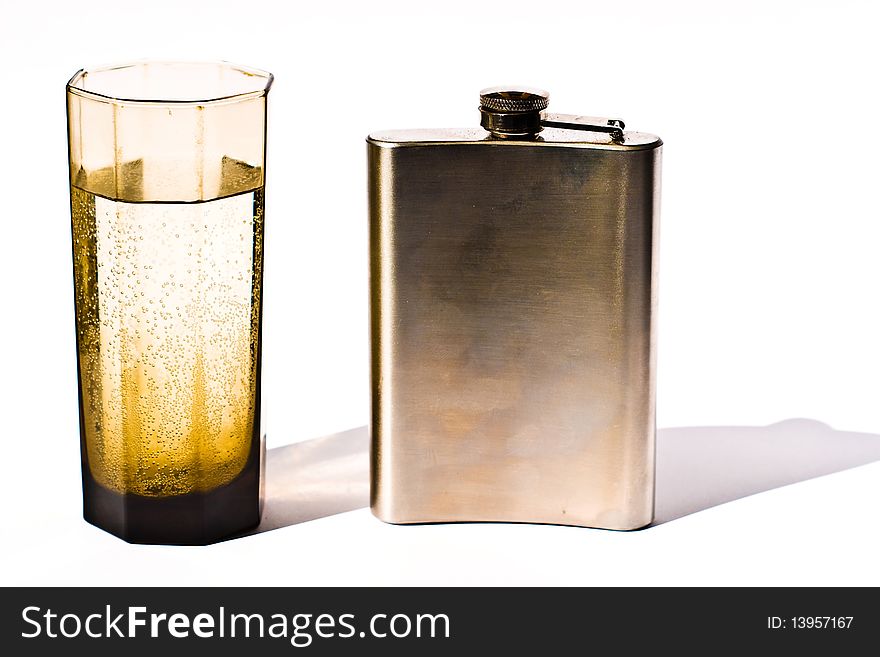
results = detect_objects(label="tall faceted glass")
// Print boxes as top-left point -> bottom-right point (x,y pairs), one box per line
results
66,61 -> 272,544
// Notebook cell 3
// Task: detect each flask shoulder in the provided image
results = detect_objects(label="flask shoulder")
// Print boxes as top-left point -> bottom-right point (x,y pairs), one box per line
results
367,128 -> 489,146
367,127 -> 661,151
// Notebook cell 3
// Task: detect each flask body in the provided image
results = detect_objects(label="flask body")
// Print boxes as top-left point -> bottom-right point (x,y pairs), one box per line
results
369,126 -> 661,530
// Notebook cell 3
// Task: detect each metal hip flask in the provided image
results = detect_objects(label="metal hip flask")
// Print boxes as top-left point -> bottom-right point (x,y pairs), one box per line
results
368,88 -> 661,530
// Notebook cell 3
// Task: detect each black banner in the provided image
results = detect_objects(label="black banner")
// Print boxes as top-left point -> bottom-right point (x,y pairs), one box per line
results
1,587 -> 874,654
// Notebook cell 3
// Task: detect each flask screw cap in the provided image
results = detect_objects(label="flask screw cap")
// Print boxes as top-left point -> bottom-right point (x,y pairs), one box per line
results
479,86 -> 549,138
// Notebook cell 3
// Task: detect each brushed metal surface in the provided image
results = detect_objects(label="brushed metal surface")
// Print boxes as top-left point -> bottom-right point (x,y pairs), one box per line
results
369,126 -> 661,530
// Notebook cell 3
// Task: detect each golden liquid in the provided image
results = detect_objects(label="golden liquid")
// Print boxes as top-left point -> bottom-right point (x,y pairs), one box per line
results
71,160 -> 264,496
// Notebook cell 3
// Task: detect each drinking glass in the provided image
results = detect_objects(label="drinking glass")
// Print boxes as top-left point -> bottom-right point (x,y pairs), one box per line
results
67,61 -> 272,544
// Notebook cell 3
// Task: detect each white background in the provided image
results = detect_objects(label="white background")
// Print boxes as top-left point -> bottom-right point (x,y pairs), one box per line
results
1,0 -> 878,586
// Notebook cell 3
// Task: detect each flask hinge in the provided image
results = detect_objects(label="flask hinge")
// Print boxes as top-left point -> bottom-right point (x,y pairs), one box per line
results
541,113 -> 626,141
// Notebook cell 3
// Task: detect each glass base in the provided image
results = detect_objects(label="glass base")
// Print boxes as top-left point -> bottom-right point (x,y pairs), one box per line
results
81,448 -> 263,545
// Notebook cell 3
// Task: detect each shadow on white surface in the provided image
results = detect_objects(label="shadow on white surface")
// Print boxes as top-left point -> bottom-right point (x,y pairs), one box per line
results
654,419 -> 880,524
246,419 -> 880,534
249,426 -> 369,534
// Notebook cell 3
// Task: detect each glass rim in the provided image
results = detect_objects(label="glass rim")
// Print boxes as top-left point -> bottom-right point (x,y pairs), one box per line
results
66,60 -> 274,107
